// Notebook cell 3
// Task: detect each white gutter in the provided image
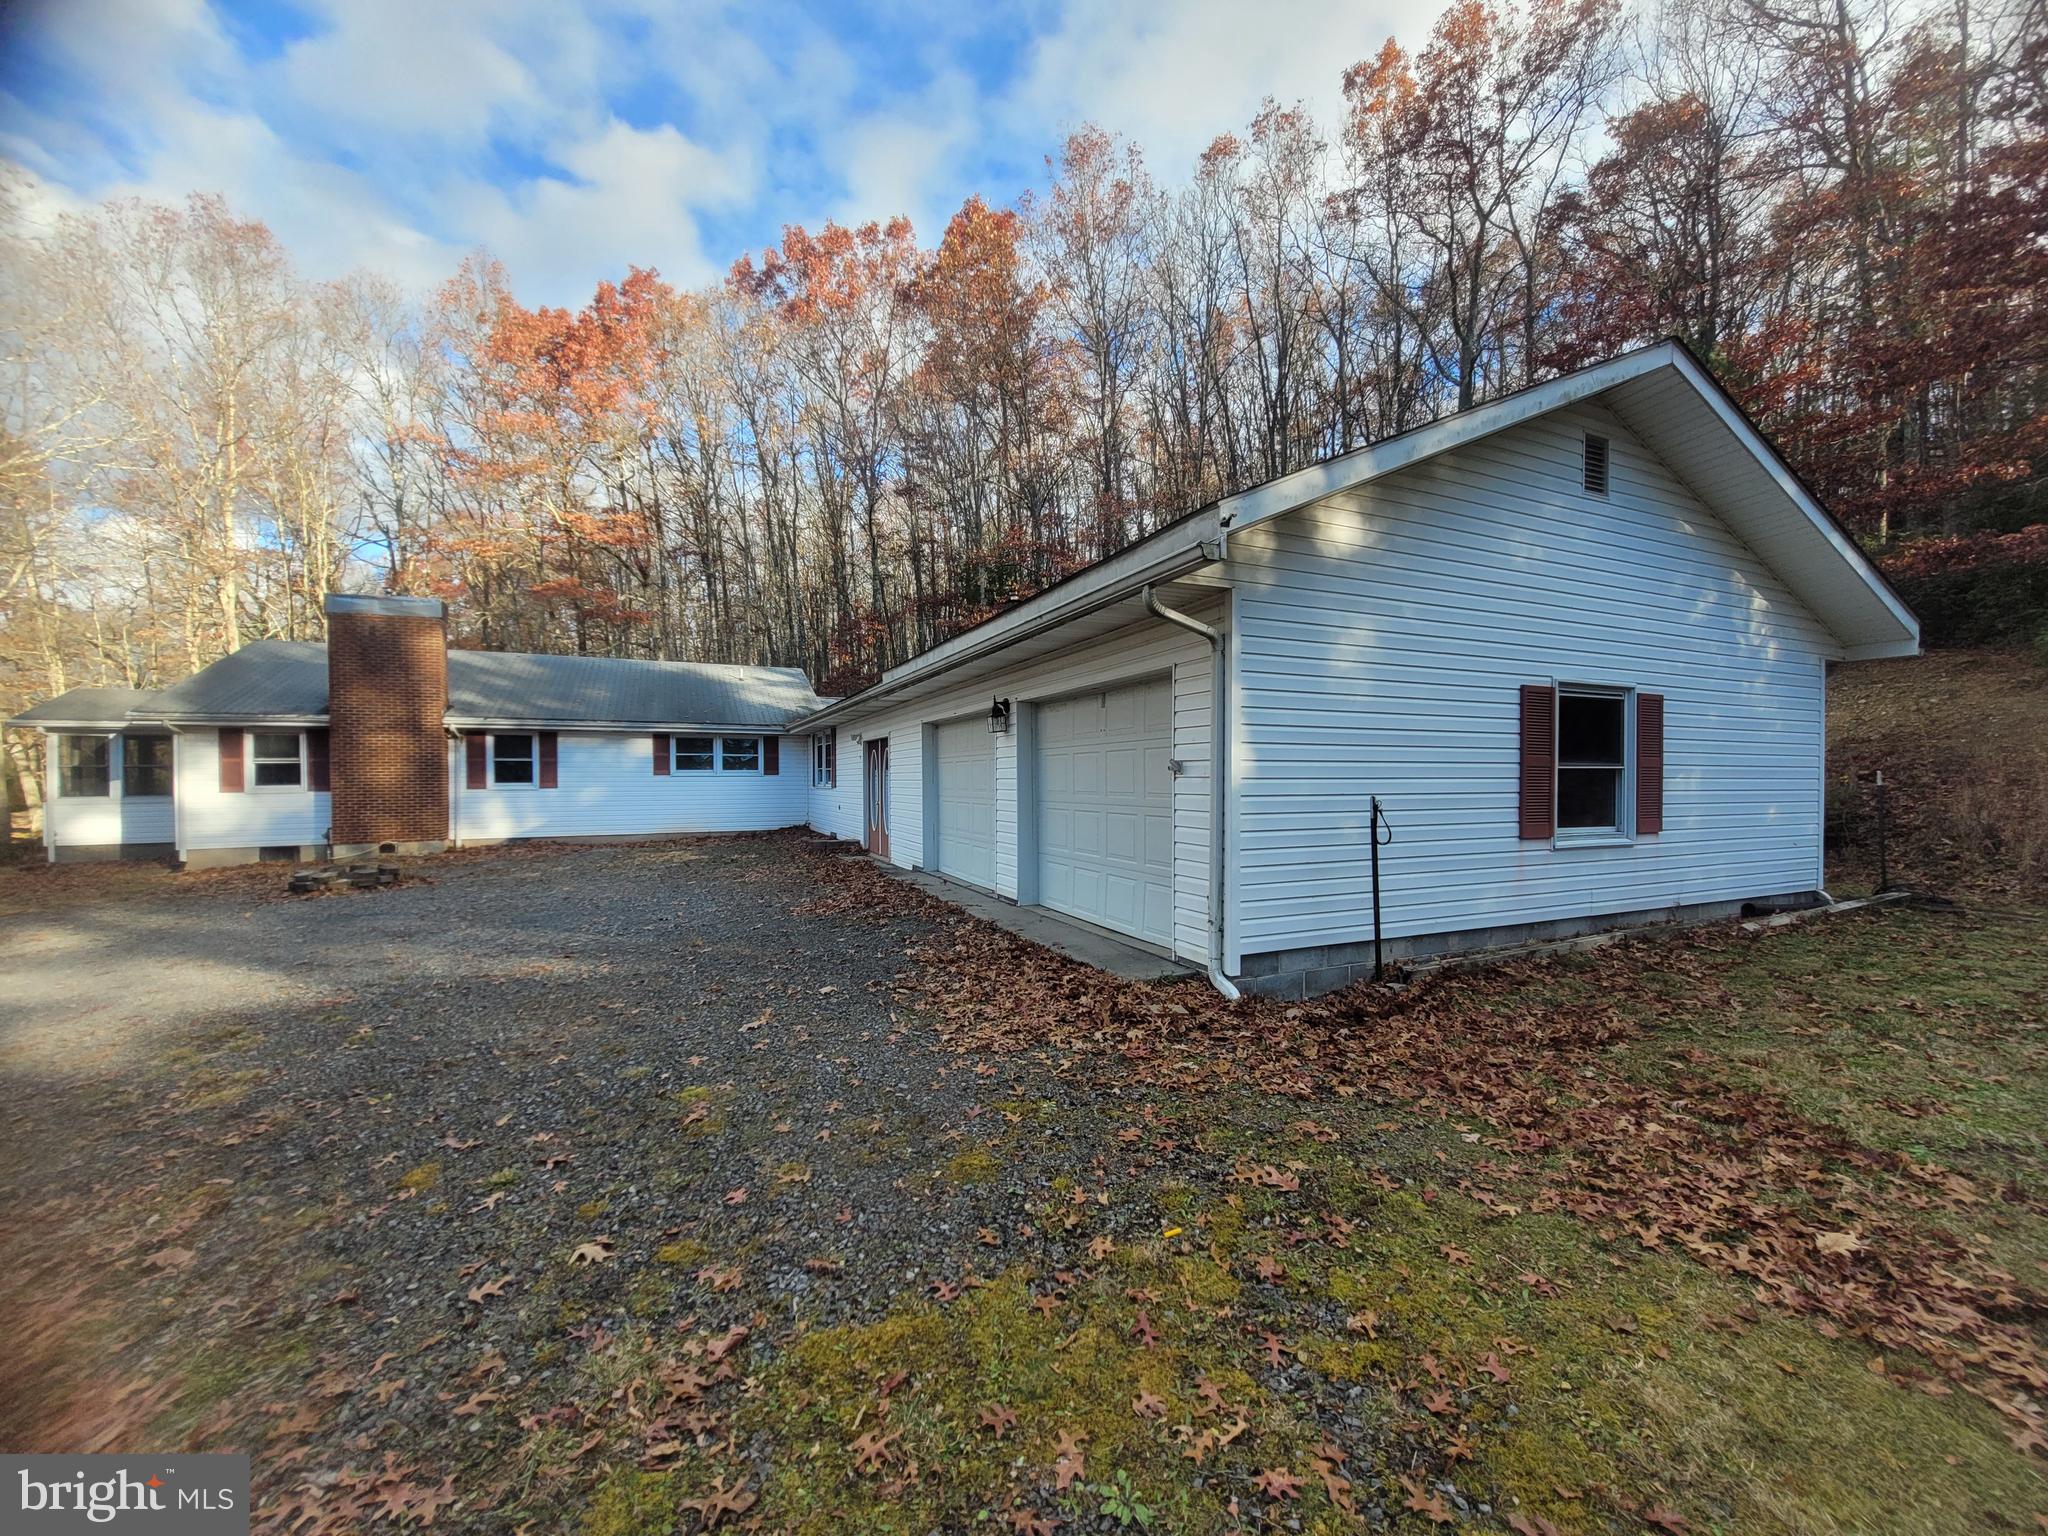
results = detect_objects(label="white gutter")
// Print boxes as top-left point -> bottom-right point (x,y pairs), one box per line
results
1141,583 -> 1239,1002
441,717 -> 801,733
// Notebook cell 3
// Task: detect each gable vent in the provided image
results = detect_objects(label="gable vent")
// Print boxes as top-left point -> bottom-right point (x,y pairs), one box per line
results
1582,433 -> 1610,496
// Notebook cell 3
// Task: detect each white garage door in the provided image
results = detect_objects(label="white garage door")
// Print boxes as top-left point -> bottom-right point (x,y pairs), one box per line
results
1035,678 -> 1174,946
933,716 -> 996,890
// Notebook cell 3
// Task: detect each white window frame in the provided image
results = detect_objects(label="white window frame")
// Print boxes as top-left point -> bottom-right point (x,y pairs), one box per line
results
250,730 -> 307,793
812,728 -> 836,788
122,733 -> 174,798
718,735 -> 762,774
56,733 -> 112,798
1553,683 -> 1635,846
491,731 -> 538,789
673,734 -> 715,772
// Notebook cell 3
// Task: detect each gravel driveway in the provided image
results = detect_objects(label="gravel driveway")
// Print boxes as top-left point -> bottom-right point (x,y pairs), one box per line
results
0,835 -> 1194,1528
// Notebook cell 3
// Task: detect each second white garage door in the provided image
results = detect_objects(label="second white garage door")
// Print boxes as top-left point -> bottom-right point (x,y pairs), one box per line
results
1035,677 -> 1174,946
933,716 -> 996,890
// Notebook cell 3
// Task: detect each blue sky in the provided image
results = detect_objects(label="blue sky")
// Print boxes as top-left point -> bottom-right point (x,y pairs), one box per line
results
0,0 -> 1430,307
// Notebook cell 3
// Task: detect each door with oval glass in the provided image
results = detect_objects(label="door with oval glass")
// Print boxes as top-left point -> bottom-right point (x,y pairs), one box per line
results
864,737 -> 890,860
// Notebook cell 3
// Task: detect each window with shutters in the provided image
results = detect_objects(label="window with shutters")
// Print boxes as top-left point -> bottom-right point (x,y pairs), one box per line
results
673,735 -> 715,772
57,735 -> 110,797
251,731 -> 304,789
719,736 -> 761,773
1556,688 -> 1629,835
123,734 -> 173,797
492,732 -> 536,787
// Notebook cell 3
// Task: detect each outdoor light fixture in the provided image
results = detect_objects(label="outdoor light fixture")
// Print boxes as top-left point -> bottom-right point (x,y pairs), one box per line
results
987,696 -> 1012,734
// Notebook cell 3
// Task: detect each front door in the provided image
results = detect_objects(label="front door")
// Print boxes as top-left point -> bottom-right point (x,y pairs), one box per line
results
864,737 -> 890,860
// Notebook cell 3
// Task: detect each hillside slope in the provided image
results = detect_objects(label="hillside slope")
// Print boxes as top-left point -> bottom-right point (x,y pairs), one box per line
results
1827,648 -> 2047,900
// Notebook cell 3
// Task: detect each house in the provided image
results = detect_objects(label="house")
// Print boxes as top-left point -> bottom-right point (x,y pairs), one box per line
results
793,340 -> 1918,998
12,343 -> 1918,999
12,594 -> 824,867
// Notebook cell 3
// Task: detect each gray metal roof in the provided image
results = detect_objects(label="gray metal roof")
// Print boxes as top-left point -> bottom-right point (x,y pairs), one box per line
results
15,639 -> 822,730
147,640 -> 330,721
446,650 -> 821,728
7,685 -> 163,728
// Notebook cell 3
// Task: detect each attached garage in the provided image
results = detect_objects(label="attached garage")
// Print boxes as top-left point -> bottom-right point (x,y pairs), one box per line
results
931,716 -> 996,890
1034,677 -> 1174,947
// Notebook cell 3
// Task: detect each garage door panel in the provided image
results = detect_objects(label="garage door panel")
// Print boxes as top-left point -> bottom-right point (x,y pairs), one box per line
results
1033,677 -> 1174,947
1073,808 -> 1102,857
933,718 -> 995,890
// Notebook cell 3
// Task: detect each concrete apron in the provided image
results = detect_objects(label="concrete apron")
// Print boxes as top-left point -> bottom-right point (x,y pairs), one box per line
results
862,858 -> 1195,984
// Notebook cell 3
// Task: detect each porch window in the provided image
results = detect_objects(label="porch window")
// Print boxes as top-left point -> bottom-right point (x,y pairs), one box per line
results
57,735 -> 110,797
123,734 -> 173,797
251,731 -> 304,789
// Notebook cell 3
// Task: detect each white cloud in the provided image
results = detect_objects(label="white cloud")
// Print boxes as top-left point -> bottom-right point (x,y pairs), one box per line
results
449,118 -> 753,296
0,0 -> 1453,309
1005,0 -> 1435,176
274,0 -> 546,142
827,71 -> 979,241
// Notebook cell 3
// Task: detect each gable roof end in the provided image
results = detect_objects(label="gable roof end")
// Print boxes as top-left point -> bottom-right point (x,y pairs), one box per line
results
1202,339 -> 1917,659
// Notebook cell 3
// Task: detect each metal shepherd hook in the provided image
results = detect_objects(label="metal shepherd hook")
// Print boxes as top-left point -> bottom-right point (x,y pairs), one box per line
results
1370,795 -> 1394,982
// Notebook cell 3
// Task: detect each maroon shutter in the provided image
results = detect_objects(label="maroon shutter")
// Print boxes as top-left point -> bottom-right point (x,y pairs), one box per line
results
538,731 -> 558,789
1518,685 -> 1556,840
307,728 -> 331,792
465,732 -> 487,789
763,735 -> 779,775
653,733 -> 670,776
1636,693 -> 1665,835
218,728 -> 245,793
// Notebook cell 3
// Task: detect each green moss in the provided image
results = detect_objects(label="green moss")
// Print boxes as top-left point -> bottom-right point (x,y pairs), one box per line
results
398,1161 -> 440,1194
577,1198 -> 609,1222
178,1066 -> 269,1110
654,1239 -> 709,1267
942,1145 -> 1002,1185
1198,1202 -> 1244,1258
580,1468 -> 677,1536
486,1167 -> 521,1189
741,1267 -> 1335,1535
626,1273 -> 673,1320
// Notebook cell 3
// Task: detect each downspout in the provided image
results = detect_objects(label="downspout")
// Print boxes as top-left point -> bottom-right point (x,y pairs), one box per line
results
1143,580 -> 1240,1001
169,726 -> 187,865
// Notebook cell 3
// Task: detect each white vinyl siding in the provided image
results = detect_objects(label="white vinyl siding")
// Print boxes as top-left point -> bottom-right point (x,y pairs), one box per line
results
455,732 -> 806,841
813,599 -> 1219,965
1229,402 -> 1833,961
179,726 -> 330,852
807,734 -> 862,841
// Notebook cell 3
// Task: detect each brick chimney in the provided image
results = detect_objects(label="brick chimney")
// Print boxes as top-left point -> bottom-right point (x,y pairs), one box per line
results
324,593 -> 449,857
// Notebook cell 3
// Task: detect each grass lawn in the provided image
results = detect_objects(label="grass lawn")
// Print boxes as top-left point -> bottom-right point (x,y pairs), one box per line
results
731,894 -> 2048,1536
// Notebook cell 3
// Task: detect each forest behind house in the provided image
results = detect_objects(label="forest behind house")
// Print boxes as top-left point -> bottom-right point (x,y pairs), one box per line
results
2,0 -> 2043,815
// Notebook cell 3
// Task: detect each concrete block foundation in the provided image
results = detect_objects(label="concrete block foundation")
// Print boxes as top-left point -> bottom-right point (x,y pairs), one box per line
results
1235,891 -> 1824,1000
